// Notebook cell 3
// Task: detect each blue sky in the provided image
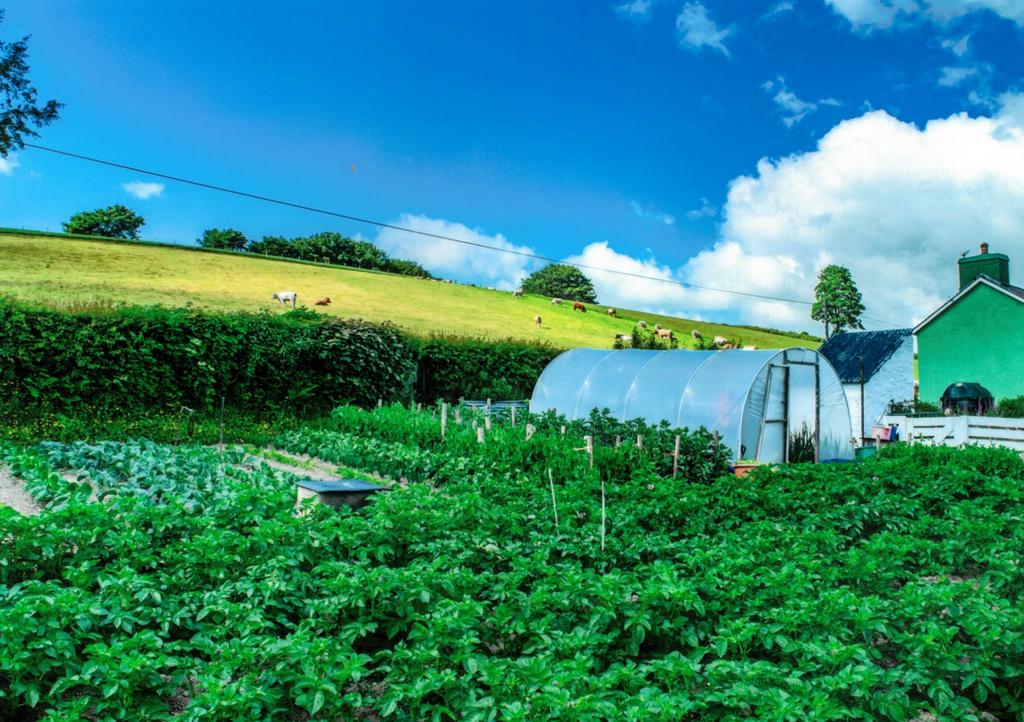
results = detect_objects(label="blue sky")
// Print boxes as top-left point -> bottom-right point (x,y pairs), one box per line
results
2,1 -> 1024,332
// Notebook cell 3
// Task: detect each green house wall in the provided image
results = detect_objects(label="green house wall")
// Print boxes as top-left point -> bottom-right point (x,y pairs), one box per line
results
917,283 -> 1024,403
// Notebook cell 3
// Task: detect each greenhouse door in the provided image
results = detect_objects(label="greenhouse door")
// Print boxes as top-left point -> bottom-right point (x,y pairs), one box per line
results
753,352 -> 821,464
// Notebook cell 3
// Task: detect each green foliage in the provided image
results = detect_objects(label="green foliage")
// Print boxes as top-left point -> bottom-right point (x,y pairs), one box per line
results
0,10 -> 62,154
811,264 -> 865,339
62,204 -> 146,240
996,396 -> 1024,418
521,264 -> 598,303
415,336 -> 559,401
247,231 -> 433,278
0,302 -> 416,416
2,410 -> 1024,720
197,228 -> 248,251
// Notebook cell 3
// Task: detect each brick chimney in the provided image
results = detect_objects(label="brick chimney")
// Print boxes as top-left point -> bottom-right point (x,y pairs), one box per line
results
958,243 -> 1009,289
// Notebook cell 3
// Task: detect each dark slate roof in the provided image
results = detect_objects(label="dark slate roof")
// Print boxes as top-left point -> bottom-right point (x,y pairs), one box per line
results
818,329 -> 913,384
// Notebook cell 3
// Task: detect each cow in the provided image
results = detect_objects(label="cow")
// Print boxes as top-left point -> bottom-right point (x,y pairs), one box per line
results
314,297 -> 331,306
572,302 -> 586,313
691,330 -> 702,340
607,308 -> 617,318
551,297 -> 563,305
513,289 -> 524,297
272,291 -> 297,308
534,314 -> 542,327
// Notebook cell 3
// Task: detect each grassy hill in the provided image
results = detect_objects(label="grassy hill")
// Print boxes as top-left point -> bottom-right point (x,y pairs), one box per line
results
0,230 -> 818,350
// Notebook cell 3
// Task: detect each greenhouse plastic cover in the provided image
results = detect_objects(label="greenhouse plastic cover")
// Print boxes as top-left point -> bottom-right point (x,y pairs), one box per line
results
530,348 -> 853,462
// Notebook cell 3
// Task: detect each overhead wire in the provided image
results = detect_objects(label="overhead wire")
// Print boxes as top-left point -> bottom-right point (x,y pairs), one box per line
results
23,142 -> 903,327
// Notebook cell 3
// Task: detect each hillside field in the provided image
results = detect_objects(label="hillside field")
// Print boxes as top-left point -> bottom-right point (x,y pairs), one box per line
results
0,231 -> 817,350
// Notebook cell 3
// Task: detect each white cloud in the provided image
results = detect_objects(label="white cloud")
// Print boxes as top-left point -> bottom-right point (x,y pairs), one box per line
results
763,77 -> 841,128
123,181 -> 165,199
939,65 -> 978,86
565,241 -> 691,313
676,3 -> 732,56
686,197 -> 717,218
631,200 -> 676,225
0,155 -> 19,176
616,0 -> 652,19
375,213 -> 536,290
826,0 -> 1024,29
763,1 -> 796,19
700,94 -> 1024,330
942,34 -> 970,56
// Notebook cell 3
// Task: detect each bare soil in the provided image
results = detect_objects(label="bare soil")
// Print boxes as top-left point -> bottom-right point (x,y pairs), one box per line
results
0,465 -> 43,516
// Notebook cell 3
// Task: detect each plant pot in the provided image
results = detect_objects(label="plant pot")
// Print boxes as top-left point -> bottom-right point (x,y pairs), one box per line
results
733,462 -> 760,478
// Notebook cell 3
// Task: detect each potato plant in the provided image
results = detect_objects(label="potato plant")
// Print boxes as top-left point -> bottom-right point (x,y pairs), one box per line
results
0,409 -> 1022,721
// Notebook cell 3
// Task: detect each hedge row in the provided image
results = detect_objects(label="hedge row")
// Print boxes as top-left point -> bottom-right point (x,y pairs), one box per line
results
0,303 -> 558,417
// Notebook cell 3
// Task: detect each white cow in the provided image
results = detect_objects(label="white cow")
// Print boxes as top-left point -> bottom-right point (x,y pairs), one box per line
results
272,291 -> 297,308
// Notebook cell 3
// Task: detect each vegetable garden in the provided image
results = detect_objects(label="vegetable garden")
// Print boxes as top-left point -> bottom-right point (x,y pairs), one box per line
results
2,405 -> 1023,720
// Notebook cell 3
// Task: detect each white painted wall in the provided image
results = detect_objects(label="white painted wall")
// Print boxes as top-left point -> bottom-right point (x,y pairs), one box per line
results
843,335 -> 915,441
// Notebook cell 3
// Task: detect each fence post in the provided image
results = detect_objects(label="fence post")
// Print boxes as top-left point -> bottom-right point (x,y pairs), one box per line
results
673,435 -> 681,479
477,427 -> 485,444
525,423 -> 535,441
440,402 -> 448,441
511,406 -> 517,426
615,435 -> 621,448
636,435 -> 643,449
485,416 -> 492,431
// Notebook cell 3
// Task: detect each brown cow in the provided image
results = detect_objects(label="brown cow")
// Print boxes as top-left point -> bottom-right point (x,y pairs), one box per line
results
572,301 -> 587,313
314,297 -> 332,306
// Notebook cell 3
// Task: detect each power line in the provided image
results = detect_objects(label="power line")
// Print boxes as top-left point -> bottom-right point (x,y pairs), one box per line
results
23,142 -> 903,326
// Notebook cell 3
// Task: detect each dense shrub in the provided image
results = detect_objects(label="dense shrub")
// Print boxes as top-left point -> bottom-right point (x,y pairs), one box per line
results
415,335 -> 559,401
996,395 -> 1024,418
0,303 -> 417,416
247,231 -> 433,278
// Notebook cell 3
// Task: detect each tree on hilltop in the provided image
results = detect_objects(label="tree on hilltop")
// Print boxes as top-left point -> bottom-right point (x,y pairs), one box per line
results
63,205 -> 145,239
521,264 -> 598,303
198,228 -> 249,251
811,264 -> 864,339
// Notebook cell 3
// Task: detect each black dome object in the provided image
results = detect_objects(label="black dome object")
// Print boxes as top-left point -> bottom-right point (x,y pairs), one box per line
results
941,382 -> 994,415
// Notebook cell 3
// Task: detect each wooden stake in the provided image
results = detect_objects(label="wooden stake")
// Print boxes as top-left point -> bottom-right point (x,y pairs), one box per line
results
525,423 -> 536,441
560,425 -> 566,436
584,435 -> 594,469
485,416 -> 492,431
218,396 -> 226,455
548,468 -> 559,528
377,398 -> 383,409
486,398 -> 491,415
417,402 -> 422,412
511,406 -> 517,426
477,427 -> 485,444
440,403 -> 448,440
615,435 -> 621,448
636,434 -> 643,449
601,479 -> 606,552
455,407 -> 462,424
673,435 -> 681,479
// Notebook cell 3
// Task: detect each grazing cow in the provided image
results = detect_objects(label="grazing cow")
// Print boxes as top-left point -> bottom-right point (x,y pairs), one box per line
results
656,328 -> 674,340
607,308 -> 617,318
551,297 -> 563,305
691,329 -> 702,340
636,320 -> 647,329
513,289 -> 524,297
573,301 -> 587,313
615,334 -> 630,342
712,335 -> 729,347
534,314 -> 542,328
272,291 -> 297,308
314,297 -> 331,306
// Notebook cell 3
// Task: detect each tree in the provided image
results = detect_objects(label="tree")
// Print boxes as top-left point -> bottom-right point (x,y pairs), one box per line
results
63,205 -> 145,239
521,264 -> 597,303
811,264 -> 864,339
198,228 -> 248,251
0,10 -> 62,155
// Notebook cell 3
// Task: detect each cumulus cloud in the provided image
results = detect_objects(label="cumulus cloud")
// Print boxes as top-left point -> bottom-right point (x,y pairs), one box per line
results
123,181 -> 165,199
942,34 -> 970,56
375,213 -> 537,290
0,155 -> 19,176
676,3 -> 732,56
564,242 -> 690,314
763,77 -> 840,128
702,94 -> 1024,329
763,1 -> 796,19
616,0 -> 652,19
631,200 -> 676,225
826,0 -> 1024,29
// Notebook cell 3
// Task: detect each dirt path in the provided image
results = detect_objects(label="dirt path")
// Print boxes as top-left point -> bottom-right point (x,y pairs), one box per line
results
248,454 -> 339,481
0,465 -> 43,516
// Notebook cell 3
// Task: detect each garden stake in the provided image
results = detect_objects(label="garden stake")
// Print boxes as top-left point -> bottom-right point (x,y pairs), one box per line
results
417,402 -> 422,412
548,468 -> 559,528
377,398 -> 383,409
615,435 -> 621,448
525,423 -> 536,441
485,416 -> 492,431
636,434 -> 643,449
441,403 -> 448,440
511,406 -> 516,426
673,435 -> 681,479
218,396 -> 225,455
455,407 -> 462,424
560,425 -> 566,436
477,427 -> 485,444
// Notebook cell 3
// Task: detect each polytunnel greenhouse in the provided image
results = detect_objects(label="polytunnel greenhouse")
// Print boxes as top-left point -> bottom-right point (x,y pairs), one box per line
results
530,347 -> 854,463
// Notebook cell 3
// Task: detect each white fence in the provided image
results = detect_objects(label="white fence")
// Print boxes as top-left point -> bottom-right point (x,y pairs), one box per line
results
881,414 -> 1024,451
